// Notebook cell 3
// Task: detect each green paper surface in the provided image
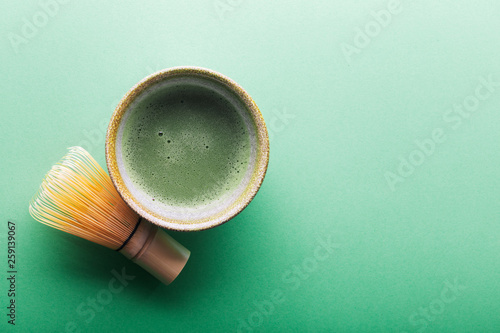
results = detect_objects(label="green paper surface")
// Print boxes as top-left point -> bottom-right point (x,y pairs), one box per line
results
1,1 -> 499,332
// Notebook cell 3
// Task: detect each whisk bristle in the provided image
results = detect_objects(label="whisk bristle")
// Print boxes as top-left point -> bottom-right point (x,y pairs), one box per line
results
29,147 -> 139,250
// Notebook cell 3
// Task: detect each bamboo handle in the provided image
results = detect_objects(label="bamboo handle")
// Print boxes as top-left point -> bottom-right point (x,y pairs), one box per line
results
119,219 -> 190,285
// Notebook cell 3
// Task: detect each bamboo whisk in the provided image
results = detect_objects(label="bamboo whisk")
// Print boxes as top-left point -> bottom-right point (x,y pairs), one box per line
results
29,147 -> 190,285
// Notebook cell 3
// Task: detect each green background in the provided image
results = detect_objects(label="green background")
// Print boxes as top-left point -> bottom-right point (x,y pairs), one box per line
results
1,0 -> 499,332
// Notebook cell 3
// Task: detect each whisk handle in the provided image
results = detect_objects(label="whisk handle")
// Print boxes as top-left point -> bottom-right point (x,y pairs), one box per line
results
118,219 -> 190,285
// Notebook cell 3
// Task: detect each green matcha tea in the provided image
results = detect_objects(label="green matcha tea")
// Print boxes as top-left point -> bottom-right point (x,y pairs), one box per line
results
121,81 -> 251,208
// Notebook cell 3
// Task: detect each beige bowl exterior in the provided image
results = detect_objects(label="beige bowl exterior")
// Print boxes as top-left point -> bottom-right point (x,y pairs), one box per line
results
106,66 -> 269,231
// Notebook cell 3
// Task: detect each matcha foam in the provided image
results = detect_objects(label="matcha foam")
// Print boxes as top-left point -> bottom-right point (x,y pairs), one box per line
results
119,78 -> 253,210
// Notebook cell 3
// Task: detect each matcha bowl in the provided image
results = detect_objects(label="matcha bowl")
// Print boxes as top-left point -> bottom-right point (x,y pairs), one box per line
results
106,67 -> 269,231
